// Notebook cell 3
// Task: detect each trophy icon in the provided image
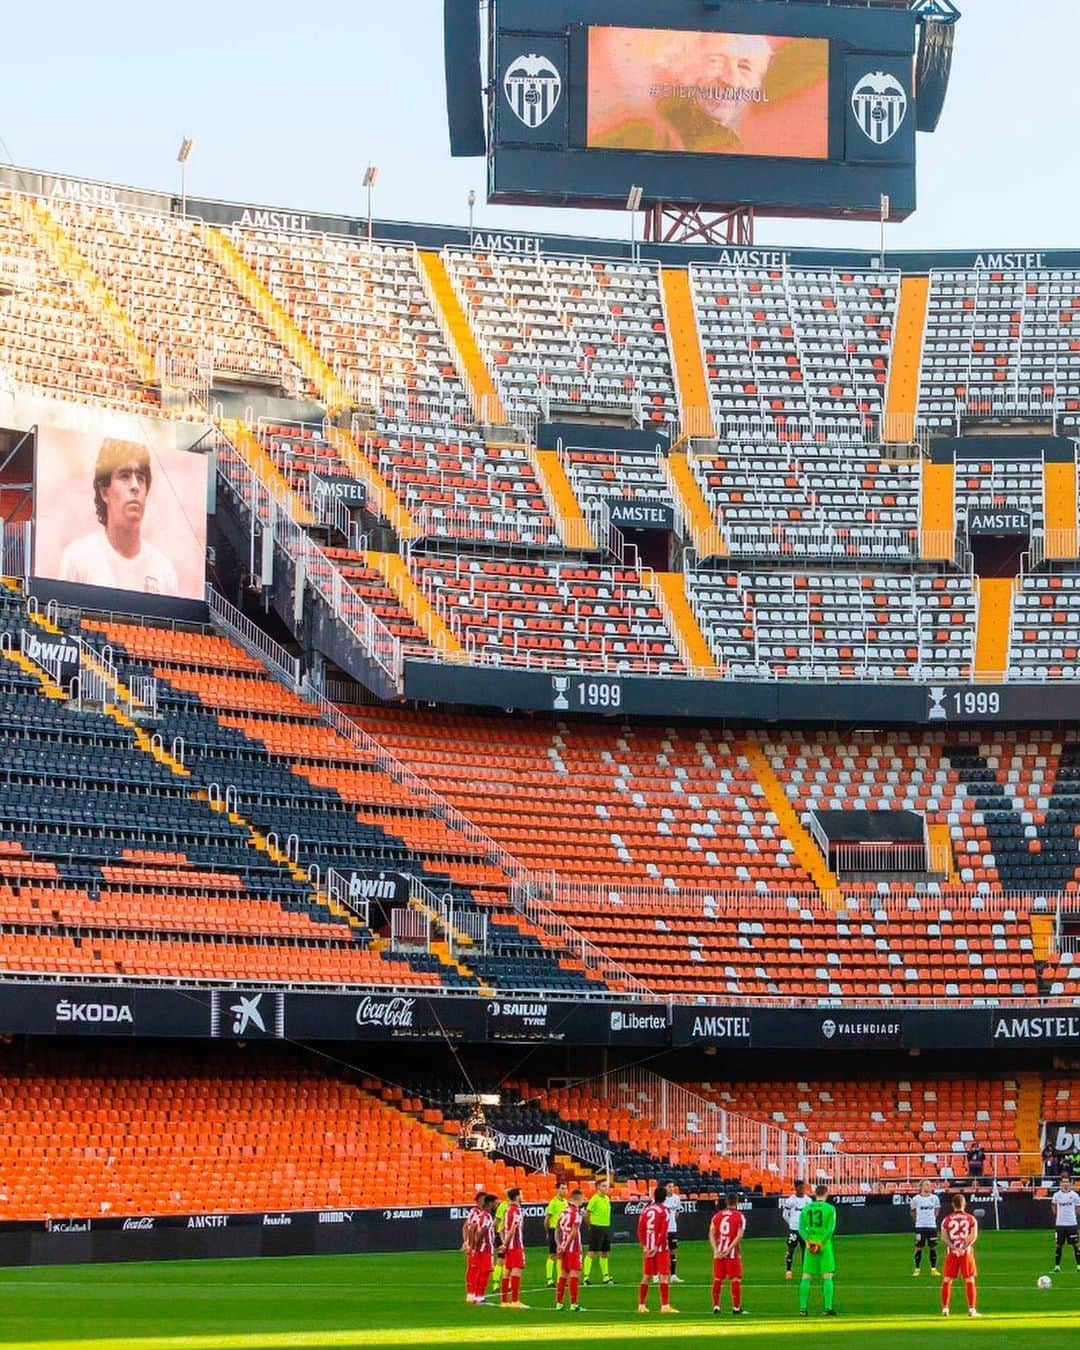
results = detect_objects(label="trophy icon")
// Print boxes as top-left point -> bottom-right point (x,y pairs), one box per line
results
928,687 -> 948,722
552,675 -> 570,711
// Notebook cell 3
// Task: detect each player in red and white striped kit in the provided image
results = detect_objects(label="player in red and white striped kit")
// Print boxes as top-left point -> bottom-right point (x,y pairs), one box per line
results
499,1187 -> 528,1309
637,1185 -> 678,1314
710,1194 -> 747,1316
463,1193 -> 498,1305
555,1188 -> 586,1311
940,1193 -> 980,1318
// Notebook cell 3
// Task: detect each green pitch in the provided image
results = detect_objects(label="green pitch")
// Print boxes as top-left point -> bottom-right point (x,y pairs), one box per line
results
0,1232 -> 1076,1349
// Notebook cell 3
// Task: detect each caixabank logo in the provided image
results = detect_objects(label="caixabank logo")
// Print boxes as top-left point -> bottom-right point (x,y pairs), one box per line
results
504,54 -> 562,129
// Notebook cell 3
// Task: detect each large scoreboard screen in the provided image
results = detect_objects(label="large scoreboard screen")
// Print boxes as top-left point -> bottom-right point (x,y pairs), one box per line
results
585,27 -> 830,160
485,0 -> 921,220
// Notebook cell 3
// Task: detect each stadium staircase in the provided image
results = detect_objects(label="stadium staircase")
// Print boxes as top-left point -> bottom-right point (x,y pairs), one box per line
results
12,196 -> 157,388
323,425 -> 417,540
418,252 -> 505,425
364,550 -> 462,656
1015,1074 -> 1045,1178
737,739 -> 841,901
882,274 -> 929,445
1044,459 -> 1079,560
664,452 -> 726,559
660,267 -> 713,438
222,418 -> 314,526
648,572 -> 717,672
197,224 -> 352,413
531,449 -> 596,550
973,577 -> 1016,679
920,461 -> 955,561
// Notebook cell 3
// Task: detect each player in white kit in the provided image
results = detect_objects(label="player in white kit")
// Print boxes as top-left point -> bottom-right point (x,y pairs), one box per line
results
910,1180 -> 941,1276
780,1181 -> 809,1279
1051,1174 -> 1080,1272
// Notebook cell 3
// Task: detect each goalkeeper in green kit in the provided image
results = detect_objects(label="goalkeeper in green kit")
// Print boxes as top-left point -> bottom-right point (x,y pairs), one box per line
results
797,1184 -> 838,1317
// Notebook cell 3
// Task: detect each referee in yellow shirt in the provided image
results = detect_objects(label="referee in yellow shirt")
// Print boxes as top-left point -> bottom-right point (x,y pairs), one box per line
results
583,1178 -> 615,1285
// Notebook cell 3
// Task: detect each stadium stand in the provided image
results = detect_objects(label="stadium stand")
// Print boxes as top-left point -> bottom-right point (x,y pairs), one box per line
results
693,1078 -> 1025,1183
445,249 -> 678,425
686,441 -> 921,560
350,707 -> 813,892
48,201 -> 302,393
0,586 -> 616,991
561,441 -> 675,516
684,569 -> 977,679
0,192 -> 156,409
228,227 -> 470,420
411,555 -> 685,673
0,1046 -> 547,1219
918,268 -> 1080,432
690,262 -> 897,440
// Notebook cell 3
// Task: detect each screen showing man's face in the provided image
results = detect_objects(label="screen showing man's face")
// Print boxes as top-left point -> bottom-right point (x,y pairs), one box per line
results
35,422 -> 207,604
101,462 -> 149,528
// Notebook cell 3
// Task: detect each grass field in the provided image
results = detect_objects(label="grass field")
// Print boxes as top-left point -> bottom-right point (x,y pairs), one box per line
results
0,1233 -> 1076,1349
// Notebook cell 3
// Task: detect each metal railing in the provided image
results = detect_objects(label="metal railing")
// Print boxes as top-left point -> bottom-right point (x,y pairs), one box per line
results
830,840 -> 948,877
545,1123 -> 614,1182
206,586 -> 302,690
215,426 -> 402,685
1,521 -> 31,583
723,524 -> 920,561
541,878 -> 1056,918
958,387 -> 1059,431
391,906 -> 430,954
597,1065 -> 876,1192
491,1131 -> 552,1175
409,502 -> 557,548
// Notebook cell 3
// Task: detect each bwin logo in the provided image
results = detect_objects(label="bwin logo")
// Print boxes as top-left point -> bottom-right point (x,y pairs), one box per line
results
851,71 -> 908,145
231,994 -> 266,1036
504,54 -> 562,130
822,1019 -> 838,1040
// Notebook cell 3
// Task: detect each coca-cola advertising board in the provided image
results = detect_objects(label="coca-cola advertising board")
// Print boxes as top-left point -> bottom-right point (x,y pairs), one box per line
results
285,993 -> 486,1042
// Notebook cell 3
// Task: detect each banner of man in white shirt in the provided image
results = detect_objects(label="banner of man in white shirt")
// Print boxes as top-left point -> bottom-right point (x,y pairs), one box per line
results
31,406 -> 208,602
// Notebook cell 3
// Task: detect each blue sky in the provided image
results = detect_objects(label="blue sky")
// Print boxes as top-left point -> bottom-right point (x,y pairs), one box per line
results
1,1 -> 1075,249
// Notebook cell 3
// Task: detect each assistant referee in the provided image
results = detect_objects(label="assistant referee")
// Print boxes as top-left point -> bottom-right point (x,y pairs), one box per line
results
583,1178 -> 614,1285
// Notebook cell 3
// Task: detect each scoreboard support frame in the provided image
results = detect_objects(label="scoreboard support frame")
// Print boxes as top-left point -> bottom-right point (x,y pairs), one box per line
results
645,202 -> 756,246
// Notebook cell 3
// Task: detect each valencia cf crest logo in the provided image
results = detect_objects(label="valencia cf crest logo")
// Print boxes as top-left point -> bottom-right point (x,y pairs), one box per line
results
851,71 -> 908,145
504,53 -> 562,130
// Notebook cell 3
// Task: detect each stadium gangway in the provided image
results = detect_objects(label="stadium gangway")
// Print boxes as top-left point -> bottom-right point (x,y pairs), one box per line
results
206,586 -> 303,692
214,427 -> 402,687
544,1122 -> 614,1183
542,877 -> 1058,918
407,502 -> 557,549
956,387 -> 1060,434
596,1064 -> 878,1194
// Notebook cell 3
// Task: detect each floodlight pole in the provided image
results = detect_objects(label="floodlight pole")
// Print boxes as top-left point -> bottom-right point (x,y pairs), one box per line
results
362,164 -> 379,245
468,189 -> 476,238
880,193 -> 890,268
176,138 -> 194,219
626,185 -> 643,263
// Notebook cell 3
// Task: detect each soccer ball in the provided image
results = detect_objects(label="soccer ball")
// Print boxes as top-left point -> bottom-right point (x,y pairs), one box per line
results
1037,1275 -> 1053,1291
